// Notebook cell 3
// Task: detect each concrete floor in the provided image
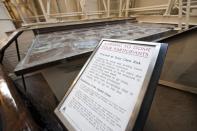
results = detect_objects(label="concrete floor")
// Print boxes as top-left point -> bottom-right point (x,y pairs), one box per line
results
144,85 -> 197,131
160,28 -> 197,89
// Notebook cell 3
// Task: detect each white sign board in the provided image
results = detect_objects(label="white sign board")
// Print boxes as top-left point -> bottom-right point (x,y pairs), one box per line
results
55,39 -> 161,131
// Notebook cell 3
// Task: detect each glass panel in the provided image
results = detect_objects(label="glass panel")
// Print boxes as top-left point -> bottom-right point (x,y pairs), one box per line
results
15,22 -> 172,72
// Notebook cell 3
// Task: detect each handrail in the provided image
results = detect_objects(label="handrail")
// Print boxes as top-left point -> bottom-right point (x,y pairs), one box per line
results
0,29 -> 23,63
0,29 -> 27,91
0,65 -> 40,130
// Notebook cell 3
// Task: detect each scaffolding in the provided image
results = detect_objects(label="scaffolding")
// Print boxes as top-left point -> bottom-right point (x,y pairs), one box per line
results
2,0 -> 197,29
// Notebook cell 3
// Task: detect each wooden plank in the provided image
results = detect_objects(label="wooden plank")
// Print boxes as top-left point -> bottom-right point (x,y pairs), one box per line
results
159,80 -> 197,94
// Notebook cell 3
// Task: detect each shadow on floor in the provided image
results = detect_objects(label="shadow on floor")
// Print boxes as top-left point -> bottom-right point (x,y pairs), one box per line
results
14,73 -> 65,131
144,85 -> 197,131
14,73 -> 197,131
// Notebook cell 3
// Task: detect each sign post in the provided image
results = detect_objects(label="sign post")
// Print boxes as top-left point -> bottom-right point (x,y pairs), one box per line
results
55,39 -> 167,131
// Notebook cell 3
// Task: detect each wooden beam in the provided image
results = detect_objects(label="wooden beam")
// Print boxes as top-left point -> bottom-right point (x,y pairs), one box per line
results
186,0 -> 191,29
107,0 -> 110,17
164,0 -> 176,15
178,0 -> 183,29
80,0 -> 88,19
119,0 -> 123,17
125,0 -> 129,17
38,0 -> 49,22
97,0 -> 101,18
30,0 -> 40,22
47,0 -> 51,15
11,0 -> 27,24
136,15 -> 197,25
55,0 -> 61,13
102,0 -> 107,11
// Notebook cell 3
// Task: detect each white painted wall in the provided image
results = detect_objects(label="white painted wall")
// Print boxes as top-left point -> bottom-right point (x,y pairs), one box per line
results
0,2 -> 15,37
